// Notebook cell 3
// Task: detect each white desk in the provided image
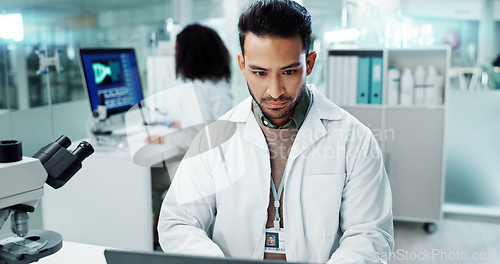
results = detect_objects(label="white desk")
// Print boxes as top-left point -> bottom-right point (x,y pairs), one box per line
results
37,241 -> 109,264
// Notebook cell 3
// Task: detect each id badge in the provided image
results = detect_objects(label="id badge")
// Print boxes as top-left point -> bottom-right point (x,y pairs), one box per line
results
264,228 -> 285,254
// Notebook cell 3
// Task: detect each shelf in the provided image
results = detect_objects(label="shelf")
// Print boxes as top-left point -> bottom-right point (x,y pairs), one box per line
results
341,104 -> 445,110
328,50 -> 383,57
338,104 -> 383,109
330,47 -> 449,224
326,46 -> 450,106
383,104 -> 445,110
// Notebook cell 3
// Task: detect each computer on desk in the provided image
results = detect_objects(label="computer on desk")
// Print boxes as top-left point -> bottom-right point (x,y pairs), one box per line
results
104,249 -> 311,264
79,48 -> 147,135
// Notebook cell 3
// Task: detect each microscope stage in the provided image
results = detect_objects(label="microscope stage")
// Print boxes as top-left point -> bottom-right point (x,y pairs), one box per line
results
0,230 -> 62,264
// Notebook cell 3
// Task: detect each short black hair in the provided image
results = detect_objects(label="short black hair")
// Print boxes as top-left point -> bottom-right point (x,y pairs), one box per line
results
175,24 -> 231,82
238,0 -> 312,54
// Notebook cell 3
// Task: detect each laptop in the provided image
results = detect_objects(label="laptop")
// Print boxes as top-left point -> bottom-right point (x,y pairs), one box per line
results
104,249 -> 311,264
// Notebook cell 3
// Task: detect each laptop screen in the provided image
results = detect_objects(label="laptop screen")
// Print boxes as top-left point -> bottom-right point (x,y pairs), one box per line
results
104,249 -> 311,264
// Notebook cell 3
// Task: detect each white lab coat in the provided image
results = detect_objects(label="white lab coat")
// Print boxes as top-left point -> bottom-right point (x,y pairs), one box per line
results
158,85 -> 394,264
192,79 -> 233,122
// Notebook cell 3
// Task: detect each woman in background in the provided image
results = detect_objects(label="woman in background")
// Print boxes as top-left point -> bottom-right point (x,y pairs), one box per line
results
175,23 -> 233,121
151,23 -> 233,250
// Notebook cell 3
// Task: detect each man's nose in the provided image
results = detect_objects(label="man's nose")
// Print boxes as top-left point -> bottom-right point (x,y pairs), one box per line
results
267,76 -> 284,99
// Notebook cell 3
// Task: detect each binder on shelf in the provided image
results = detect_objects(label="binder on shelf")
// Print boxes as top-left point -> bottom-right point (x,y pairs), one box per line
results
347,56 -> 359,105
370,57 -> 383,104
357,56 -> 371,104
330,56 -> 343,105
327,56 -> 336,101
340,56 -> 350,105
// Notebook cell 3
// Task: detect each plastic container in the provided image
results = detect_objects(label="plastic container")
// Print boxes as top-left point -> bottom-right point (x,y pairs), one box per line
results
400,68 -> 414,105
387,66 -> 400,104
424,65 -> 438,105
435,75 -> 444,104
414,65 -> 426,105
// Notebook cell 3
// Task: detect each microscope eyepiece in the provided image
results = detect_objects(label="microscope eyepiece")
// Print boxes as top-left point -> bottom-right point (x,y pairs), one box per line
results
0,140 -> 22,163
72,141 -> 94,163
33,135 -> 94,189
55,135 -> 71,149
33,135 -> 72,164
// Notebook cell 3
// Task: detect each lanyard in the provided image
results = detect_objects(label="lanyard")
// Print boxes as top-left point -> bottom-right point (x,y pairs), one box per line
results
270,176 -> 285,230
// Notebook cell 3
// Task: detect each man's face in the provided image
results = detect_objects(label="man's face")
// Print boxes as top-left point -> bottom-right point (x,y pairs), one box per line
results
238,33 -> 317,127
268,235 -> 275,245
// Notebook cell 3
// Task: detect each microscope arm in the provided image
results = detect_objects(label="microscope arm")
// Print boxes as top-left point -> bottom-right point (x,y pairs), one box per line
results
0,157 -> 48,237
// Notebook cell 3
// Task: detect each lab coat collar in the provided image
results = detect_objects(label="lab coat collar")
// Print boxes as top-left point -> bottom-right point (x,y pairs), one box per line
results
229,85 -> 342,123
224,96 -> 268,151
227,85 -> 343,151
287,85 -> 342,162
307,84 -> 342,121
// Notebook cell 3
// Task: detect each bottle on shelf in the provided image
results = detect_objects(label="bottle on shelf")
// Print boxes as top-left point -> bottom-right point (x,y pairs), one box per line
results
435,74 -> 444,104
424,65 -> 438,105
414,65 -> 426,105
387,66 -> 400,105
400,68 -> 414,105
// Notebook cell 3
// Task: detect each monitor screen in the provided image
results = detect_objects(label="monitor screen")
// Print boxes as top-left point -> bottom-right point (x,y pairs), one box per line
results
80,48 -> 144,117
104,249 -> 301,264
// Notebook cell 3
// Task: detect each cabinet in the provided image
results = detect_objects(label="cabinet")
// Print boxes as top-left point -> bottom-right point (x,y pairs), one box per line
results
384,108 -> 445,222
327,46 -> 450,232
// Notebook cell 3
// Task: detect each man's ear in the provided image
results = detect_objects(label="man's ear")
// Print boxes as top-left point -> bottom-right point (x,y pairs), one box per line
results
237,53 -> 246,77
305,51 -> 317,76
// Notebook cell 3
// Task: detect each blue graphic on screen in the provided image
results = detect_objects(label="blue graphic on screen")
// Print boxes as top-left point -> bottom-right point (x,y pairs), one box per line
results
80,49 -> 144,116
92,60 -> 121,85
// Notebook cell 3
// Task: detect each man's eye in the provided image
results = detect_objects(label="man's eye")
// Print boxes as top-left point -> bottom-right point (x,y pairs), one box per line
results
284,70 -> 296,75
253,71 -> 266,76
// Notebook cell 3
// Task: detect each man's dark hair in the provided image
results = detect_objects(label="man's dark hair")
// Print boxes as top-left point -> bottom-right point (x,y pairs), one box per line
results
238,0 -> 312,54
175,24 -> 231,82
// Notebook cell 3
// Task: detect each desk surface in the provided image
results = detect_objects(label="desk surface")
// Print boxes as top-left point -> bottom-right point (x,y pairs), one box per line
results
38,241 -> 109,264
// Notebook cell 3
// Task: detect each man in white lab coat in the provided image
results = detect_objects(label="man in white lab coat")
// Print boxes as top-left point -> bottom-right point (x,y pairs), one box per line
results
158,0 -> 394,263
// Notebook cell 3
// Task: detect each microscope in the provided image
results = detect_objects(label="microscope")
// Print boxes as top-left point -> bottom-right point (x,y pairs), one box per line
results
0,135 -> 93,264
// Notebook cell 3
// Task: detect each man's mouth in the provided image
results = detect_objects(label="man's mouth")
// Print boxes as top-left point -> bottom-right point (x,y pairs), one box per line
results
263,101 -> 287,109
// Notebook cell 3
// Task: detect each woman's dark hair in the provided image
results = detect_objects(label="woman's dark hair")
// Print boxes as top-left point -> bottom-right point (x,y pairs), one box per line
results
175,24 -> 231,82
238,0 -> 312,55
494,54 -> 500,67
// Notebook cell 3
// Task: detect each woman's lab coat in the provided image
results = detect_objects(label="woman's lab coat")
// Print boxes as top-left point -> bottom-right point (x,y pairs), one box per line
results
192,79 -> 233,122
158,85 -> 394,264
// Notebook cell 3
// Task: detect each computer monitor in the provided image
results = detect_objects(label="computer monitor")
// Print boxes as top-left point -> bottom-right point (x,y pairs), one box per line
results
104,249 -> 309,264
79,48 -> 144,117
